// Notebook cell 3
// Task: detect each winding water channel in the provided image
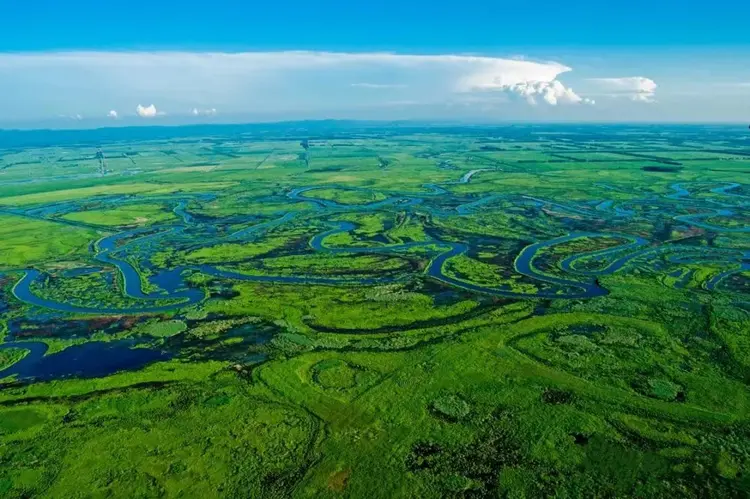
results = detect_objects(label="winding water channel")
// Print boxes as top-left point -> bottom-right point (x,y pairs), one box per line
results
2,172 -> 748,315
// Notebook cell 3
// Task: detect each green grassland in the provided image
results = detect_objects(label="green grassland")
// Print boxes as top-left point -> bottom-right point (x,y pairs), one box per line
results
303,188 -> 388,205
62,203 -> 177,227
0,124 -> 748,498
0,216 -> 101,268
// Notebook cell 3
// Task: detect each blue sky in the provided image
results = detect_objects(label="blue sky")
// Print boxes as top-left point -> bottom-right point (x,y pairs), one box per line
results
1,1 -> 749,127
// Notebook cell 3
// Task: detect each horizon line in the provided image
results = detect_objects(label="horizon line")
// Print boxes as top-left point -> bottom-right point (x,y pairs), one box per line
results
2,118 -> 749,134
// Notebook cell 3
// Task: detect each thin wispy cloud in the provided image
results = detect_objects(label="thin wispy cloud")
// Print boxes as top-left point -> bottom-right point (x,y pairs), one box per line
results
588,77 -> 658,103
192,107 -> 218,116
713,82 -> 750,88
351,83 -> 407,89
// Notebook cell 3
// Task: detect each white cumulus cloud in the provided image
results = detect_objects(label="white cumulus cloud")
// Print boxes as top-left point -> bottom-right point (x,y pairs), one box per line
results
588,77 -> 657,103
505,80 -> 595,106
107,110 -> 118,119
454,57 -> 590,105
136,104 -> 158,118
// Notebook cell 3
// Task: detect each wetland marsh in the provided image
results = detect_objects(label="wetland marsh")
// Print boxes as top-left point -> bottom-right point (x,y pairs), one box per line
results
0,123 -> 748,497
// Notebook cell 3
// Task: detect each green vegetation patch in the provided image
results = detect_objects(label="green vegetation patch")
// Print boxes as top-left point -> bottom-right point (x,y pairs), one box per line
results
0,348 -> 28,371
312,359 -> 359,391
304,188 -> 388,205
430,394 -> 472,422
140,319 -> 187,338
0,408 -> 47,436
63,203 -> 176,226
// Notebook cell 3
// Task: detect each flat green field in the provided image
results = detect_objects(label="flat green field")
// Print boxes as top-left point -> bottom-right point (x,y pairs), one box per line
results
62,203 -> 177,226
0,123 -> 748,498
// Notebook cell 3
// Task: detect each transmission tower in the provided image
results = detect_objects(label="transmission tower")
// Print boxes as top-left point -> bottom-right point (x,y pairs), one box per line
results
96,147 -> 107,175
